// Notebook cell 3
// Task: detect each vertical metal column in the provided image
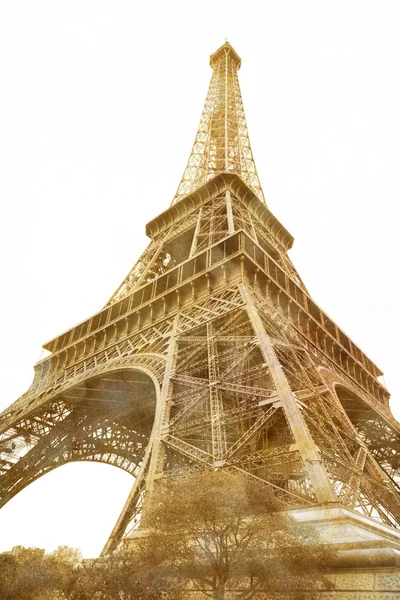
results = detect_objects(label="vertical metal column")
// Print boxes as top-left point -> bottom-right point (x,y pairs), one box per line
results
145,317 -> 179,499
207,321 -> 227,461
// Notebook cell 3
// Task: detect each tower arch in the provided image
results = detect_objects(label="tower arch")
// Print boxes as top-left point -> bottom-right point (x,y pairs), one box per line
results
0,366 -> 160,509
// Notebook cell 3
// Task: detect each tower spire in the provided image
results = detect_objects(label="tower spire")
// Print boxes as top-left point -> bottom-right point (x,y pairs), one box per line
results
172,42 -> 265,204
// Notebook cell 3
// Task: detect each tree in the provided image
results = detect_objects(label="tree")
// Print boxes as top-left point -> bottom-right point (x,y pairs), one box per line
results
138,469 -> 334,600
0,543 -> 171,600
0,545 -> 81,600
0,472 -> 333,600
0,552 -> 18,600
46,546 -> 82,599
69,548 -> 177,600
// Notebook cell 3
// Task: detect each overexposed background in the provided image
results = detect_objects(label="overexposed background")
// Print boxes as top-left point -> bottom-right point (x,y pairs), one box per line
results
0,1 -> 399,556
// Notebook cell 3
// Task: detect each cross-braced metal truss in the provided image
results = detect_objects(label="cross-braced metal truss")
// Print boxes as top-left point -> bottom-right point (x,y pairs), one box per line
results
172,42 -> 265,205
1,41 -> 399,558
104,284 -> 400,552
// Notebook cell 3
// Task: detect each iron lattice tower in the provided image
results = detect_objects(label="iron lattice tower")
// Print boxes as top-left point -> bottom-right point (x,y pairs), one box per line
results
1,43 -> 400,558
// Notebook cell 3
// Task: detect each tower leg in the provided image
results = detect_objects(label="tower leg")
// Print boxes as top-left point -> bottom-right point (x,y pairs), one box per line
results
144,317 -> 179,500
240,283 -> 337,504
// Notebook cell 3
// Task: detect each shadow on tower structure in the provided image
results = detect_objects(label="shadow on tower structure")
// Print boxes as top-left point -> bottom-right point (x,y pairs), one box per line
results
1,42 -> 400,590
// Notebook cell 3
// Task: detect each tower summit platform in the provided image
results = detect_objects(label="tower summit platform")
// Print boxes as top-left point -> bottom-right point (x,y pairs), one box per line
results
209,41 -> 242,69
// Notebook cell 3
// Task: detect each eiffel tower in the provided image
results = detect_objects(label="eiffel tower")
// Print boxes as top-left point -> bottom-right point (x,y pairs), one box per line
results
1,43 -> 400,579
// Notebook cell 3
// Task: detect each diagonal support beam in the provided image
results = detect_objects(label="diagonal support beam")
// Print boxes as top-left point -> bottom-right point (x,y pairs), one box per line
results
164,435 -> 213,466
225,406 -> 279,459
239,283 -> 337,504
101,447 -> 150,556
144,318 -> 179,498
207,322 -> 227,460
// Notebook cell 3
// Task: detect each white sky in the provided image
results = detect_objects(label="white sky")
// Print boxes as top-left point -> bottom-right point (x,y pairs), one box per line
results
0,1 -> 399,557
